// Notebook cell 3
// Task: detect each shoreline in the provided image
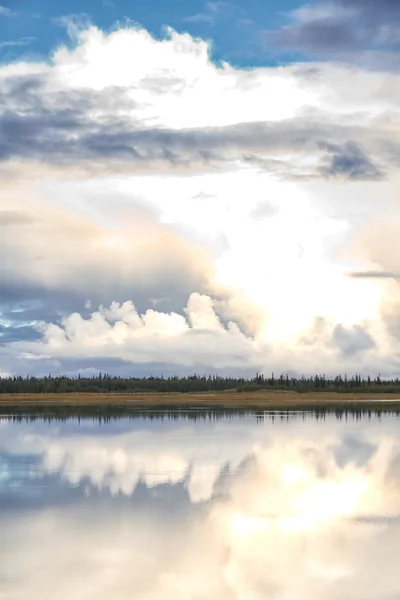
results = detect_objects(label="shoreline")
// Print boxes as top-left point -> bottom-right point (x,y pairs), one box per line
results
2,390 -> 400,411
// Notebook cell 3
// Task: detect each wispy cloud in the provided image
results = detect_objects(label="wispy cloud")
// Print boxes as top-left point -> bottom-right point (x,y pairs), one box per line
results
347,271 -> 400,279
182,1 -> 234,26
0,37 -> 35,49
0,5 -> 16,17
53,13 -> 92,39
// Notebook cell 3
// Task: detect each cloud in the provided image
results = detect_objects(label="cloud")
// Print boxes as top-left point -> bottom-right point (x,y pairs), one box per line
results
332,324 -> 376,357
265,0 -> 400,60
0,37 -> 35,49
4,289 -> 400,378
182,2 -> 235,26
0,23 -> 400,375
54,13 -> 93,40
11,293 -> 266,371
0,189 -> 213,320
0,28 -> 398,180
347,221 -> 400,285
0,102 -> 391,180
250,201 -> 277,220
320,141 -> 383,181
0,5 -> 15,17
0,322 -> 40,344
348,271 -> 400,279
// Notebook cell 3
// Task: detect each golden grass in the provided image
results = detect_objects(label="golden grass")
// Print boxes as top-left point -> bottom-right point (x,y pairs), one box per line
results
1,390 -> 400,410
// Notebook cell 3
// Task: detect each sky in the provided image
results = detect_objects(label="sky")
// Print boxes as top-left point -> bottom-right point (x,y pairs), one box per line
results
1,0 -> 400,377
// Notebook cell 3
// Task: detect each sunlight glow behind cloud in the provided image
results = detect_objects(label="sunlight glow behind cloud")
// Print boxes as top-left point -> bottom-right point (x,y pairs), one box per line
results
1,21 -> 400,376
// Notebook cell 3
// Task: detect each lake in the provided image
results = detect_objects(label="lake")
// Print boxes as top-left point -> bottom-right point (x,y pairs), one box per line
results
1,410 -> 400,599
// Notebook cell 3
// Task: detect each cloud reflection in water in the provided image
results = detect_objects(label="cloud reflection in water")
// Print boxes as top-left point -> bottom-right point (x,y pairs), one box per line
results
0,413 -> 399,599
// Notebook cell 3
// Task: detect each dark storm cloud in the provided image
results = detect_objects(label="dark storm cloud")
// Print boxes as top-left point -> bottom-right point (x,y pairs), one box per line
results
0,73 -> 391,180
265,0 -> 400,57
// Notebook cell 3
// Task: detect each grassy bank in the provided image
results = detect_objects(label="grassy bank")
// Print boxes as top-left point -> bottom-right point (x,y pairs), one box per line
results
1,390 -> 400,410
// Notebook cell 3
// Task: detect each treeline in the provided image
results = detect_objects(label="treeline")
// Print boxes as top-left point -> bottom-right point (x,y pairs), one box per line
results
0,372 -> 400,394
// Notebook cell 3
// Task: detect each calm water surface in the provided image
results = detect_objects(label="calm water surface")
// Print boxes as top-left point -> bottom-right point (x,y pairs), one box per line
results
1,411 -> 400,599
